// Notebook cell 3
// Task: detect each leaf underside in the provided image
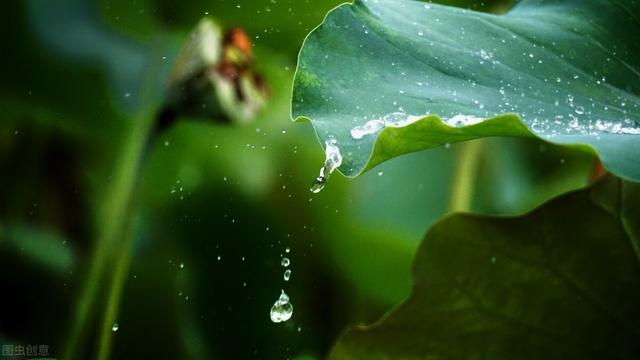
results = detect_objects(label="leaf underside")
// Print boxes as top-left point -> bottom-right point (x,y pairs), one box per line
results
292,0 -> 640,180
330,175 -> 640,359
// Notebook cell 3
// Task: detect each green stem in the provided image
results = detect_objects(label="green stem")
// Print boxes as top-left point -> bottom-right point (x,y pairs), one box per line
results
62,33 -> 167,358
448,140 -> 484,212
63,112 -> 156,360
96,211 -> 135,360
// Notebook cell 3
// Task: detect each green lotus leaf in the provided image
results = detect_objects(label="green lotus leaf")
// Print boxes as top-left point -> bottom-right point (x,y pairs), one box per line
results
331,175 -> 640,359
292,0 -> 640,180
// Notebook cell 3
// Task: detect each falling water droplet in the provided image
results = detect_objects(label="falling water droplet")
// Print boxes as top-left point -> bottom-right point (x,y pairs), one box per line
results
283,269 -> 292,281
112,323 -> 119,332
281,257 -> 290,267
270,290 -> 293,323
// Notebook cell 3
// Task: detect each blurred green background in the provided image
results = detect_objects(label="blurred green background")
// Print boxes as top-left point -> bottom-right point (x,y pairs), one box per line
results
0,0 -> 598,359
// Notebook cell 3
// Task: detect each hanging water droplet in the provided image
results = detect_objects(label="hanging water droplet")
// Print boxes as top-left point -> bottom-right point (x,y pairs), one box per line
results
310,176 -> 326,193
309,139 -> 342,193
281,257 -> 290,267
283,269 -> 292,281
112,323 -> 119,332
269,290 -> 293,323
323,139 -> 343,173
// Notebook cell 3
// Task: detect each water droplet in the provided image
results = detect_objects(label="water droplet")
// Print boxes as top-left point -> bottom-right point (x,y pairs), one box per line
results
283,269 -> 291,281
377,171 -> 384,176
309,139 -> 342,193
112,323 -> 119,332
568,115 -> 579,129
179,263 -> 184,269
281,257 -> 290,267
479,49 -> 493,60
350,119 -> 385,139
310,176 -> 326,193
383,112 -> 412,124
285,247 -> 290,253
270,290 -> 293,323
574,106 -> 585,115
444,114 -> 485,127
